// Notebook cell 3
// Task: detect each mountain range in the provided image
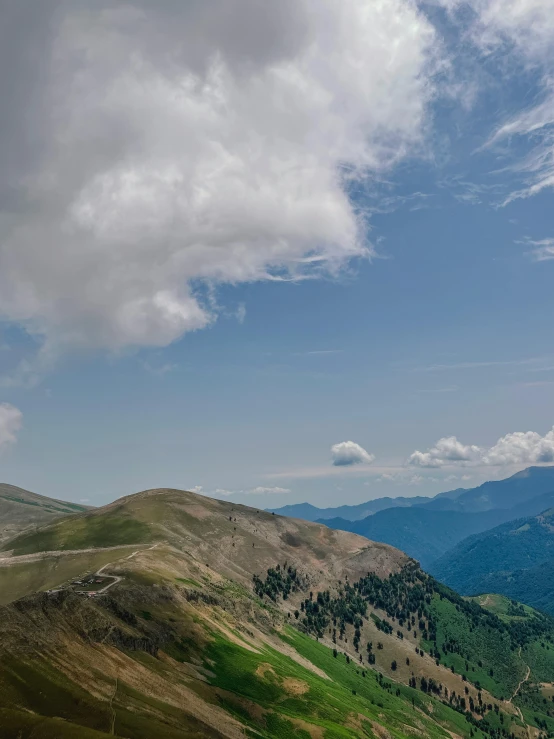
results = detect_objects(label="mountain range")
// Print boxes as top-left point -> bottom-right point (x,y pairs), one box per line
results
429,507 -> 554,611
270,466 -> 554,568
271,466 -> 554,520
2,483 -> 554,737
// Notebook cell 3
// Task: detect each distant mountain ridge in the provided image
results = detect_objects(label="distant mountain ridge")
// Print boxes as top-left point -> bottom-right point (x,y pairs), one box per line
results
424,466 -> 554,512
0,483 -> 90,545
269,467 -> 554,568
320,484 -> 554,567
270,466 -> 554,521
429,507 -> 554,611
267,495 -> 435,522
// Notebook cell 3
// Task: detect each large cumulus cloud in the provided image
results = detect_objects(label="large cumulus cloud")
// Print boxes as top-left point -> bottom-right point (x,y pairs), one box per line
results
0,0 -> 438,356
409,426 -> 554,467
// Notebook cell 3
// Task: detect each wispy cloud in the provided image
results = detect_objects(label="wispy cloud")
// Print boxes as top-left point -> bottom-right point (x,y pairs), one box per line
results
246,487 -> 291,495
140,359 -> 178,377
293,350 -> 344,357
437,175 -> 504,207
518,237 -> 554,262
190,485 -> 291,497
0,403 -> 23,450
410,356 -> 551,372
418,385 -> 459,393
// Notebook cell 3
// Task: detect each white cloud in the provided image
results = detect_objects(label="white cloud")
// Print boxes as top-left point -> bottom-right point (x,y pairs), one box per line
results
0,403 -> 23,450
408,436 -> 482,467
208,486 -> 292,496
446,0 -> 554,202
213,488 -> 235,497
521,237 -> 554,262
247,486 -> 291,495
331,440 -> 375,466
483,428 -> 554,465
0,1 -> 438,358
408,426 -> 554,467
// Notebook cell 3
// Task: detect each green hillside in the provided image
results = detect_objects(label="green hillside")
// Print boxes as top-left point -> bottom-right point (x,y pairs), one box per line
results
3,487 -> 554,738
3,506 -> 153,555
429,508 -> 554,600
0,483 -> 90,546
471,562 -> 554,616
321,507 -> 504,567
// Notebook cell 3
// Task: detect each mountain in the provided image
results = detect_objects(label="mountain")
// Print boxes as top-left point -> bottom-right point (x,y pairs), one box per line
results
1,486 -> 553,737
429,507 -> 554,602
271,466 -> 554,524
424,466 -> 554,513
473,561 -> 554,616
320,507 -> 504,567
268,495 -> 434,522
321,487 -> 554,568
0,482 -> 90,545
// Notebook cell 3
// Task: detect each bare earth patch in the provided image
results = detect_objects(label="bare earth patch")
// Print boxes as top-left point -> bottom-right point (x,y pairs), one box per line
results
255,663 -> 277,680
283,676 -> 309,695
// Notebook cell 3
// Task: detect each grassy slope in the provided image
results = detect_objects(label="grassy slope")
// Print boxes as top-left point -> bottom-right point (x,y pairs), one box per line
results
3,509 -> 153,555
0,482 -> 90,545
474,560 -> 554,616
206,625 -> 477,739
4,488 -> 554,737
0,545 -> 140,605
467,594 -> 554,734
423,594 -> 523,698
0,583 -> 495,739
1,489 -> 408,596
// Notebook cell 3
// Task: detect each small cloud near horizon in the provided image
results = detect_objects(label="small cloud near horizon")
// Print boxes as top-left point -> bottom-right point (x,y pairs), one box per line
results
331,441 -> 375,467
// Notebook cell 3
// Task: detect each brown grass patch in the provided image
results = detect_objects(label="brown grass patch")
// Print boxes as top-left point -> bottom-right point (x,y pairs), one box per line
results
371,721 -> 393,739
290,717 -> 324,738
282,677 -> 309,695
255,662 -> 277,680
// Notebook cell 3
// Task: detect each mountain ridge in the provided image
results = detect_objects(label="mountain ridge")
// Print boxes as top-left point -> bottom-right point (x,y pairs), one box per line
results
269,466 -> 554,522
429,506 -> 554,611
318,487 -> 554,567
2,486 -> 552,737
0,482 -> 91,545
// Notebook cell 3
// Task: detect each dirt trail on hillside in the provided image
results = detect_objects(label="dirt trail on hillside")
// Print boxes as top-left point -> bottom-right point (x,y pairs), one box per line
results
0,544 -> 145,566
506,648 -> 531,736
90,543 -> 160,594
511,665 -> 531,703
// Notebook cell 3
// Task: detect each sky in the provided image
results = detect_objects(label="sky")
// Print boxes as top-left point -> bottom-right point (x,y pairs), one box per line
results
1,0 -> 554,508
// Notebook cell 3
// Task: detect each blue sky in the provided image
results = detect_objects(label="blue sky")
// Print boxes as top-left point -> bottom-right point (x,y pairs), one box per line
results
0,1 -> 553,507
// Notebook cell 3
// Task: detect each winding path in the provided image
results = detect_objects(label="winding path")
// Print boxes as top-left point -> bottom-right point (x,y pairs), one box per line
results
506,648 -> 531,736
510,664 -> 531,703
78,543 -> 161,595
